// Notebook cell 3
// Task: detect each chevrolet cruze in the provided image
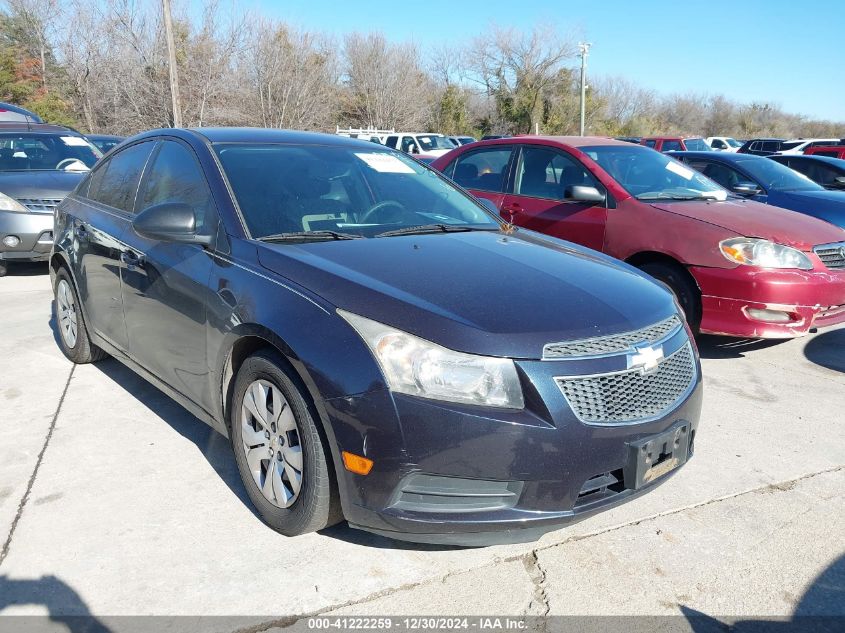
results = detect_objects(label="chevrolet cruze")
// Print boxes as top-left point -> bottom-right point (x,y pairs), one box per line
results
51,129 -> 701,545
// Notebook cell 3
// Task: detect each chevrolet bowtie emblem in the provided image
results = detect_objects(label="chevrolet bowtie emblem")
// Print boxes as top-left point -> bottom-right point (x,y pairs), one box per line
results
628,344 -> 664,374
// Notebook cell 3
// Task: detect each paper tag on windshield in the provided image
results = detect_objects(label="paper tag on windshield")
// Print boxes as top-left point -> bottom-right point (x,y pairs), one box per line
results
61,136 -> 89,147
666,161 -> 694,180
354,153 -> 415,173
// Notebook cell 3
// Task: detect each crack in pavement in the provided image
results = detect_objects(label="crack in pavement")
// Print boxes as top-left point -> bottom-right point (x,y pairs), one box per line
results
522,551 -> 550,617
227,464 -> 844,631
0,365 -> 75,569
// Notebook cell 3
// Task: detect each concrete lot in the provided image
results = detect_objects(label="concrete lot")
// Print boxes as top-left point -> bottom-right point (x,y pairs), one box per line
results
0,265 -> 843,629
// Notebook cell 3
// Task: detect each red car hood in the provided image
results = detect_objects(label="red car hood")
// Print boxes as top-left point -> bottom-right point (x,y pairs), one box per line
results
649,199 -> 845,250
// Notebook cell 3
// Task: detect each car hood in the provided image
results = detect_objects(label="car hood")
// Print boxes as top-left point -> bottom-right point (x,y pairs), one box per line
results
647,198 -> 845,249
257,230 -> 677,359
0,170 -> 85,201
766,190 -> 845,229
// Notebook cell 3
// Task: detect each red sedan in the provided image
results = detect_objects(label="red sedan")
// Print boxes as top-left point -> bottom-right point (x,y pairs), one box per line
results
431,137 -> 845,338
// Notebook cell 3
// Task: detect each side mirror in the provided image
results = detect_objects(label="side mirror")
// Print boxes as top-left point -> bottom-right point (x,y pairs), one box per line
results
566,185 -> 606,203
476,197 -> 499,214
132,202 -> 213,246
731,182 -> 762,196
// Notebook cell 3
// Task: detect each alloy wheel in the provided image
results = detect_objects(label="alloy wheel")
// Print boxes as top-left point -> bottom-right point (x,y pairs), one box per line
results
56,279 -> 78,348
240,379 -> 303,508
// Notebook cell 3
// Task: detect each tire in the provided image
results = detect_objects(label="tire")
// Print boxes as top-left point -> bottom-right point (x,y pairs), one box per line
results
53,267 -> 108,364
230,349 -> 340,536
639,262 -> 702,333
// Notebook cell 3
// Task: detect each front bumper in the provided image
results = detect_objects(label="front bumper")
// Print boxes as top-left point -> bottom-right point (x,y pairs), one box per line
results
323,330 -> 703,546
0,210 -> 54,262
691,265 -> 845,338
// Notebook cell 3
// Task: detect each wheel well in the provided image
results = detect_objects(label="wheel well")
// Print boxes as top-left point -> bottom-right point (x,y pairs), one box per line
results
625,252 -> 700,289
49,253 -> 66,274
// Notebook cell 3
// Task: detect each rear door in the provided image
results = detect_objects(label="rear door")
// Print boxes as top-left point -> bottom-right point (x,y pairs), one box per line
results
500,145 -> 607,251
445,144 -> 515,211
68,140 -> 157,352
119,138 -> 217,410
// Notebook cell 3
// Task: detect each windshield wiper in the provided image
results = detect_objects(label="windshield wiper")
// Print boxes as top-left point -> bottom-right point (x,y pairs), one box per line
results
636,193 -> 722,201
376,224 -> 496,238
257,230 -> 364,242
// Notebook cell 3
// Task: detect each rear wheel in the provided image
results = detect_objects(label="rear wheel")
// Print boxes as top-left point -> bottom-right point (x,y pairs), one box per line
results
230,350 -> 340,536
639,262 -> 701,333
53,268 -> 108,363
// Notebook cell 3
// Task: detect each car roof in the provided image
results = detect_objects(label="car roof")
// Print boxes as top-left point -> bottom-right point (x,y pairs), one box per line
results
88,133 -> 124,140
479,135 -> 636,148
131,127 -> 391,150
0,122 -> 83,134
0,102 -> 43,123
769,154 -> 845,167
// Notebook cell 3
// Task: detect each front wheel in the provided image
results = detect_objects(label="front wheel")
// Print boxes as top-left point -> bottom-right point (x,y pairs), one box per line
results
230,350 -> 340,536
639,262 -> 702,334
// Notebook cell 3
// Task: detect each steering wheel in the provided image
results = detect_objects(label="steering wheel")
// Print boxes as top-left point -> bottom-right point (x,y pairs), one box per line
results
56,158 -> 82,170
359,200 -> 414,224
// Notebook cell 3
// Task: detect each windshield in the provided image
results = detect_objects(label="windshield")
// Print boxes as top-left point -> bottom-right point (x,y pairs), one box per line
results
0,133 -> 100,171
417,135 -> 456,151
582,144 -> 728,201
214,143 -> 502,239
738,157 -> 823,192
683,138 -> 712,151
727,138 -> 742,148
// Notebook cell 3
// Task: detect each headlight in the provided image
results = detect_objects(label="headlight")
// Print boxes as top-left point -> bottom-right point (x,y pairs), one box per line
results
339,310 -> 525,409
0,192 -> 28,213
719,238 -> 812,270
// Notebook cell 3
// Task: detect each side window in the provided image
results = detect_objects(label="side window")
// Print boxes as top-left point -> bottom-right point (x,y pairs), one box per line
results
385,136 -> 398,149
137,141 -> 214,229
400,136 -> 418,153
515,147 -> 597,201
88,141 -> 156,213
644,139 -> 657,148
662,140 -> 682,152
712,139 -> 726,149
450,147 -> 513,192
695,160 -> 746,190
749,141 -> 761,152
762,141 -> 780,152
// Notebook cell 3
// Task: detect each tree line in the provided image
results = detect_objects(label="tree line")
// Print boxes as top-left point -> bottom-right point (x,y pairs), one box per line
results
1,0 -> 841,139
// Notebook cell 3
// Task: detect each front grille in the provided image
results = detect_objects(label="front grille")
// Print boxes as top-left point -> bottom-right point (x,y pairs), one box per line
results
556,343 -> 696,424
16,198 -> 63,213
543,315 -> 682,359
814,242 -> 845,270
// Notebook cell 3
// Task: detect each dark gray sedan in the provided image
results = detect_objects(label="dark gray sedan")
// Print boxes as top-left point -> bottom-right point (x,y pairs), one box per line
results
0,123 -> 100,275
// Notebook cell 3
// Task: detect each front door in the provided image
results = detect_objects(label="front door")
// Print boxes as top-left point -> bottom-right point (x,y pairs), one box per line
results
447,144 -> 515,212
120,139 -> 216,410
500,145 -> 607,252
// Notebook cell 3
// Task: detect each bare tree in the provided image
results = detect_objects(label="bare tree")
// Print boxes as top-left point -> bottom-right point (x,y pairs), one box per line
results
342,32 -> 431,130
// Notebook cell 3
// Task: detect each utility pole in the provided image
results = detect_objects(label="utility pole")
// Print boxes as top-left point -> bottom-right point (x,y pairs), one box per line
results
162,0 -> 182,128
578,42 -> 591,137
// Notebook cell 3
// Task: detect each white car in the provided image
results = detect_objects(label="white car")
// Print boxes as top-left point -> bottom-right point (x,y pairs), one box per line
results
706,137 -> 742,152
776,138 -> 841,155
382,133 -> 457,158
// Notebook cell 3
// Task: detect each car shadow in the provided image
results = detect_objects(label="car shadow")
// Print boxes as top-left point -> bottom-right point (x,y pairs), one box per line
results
1,261 -> 49,277
682,553 -> 845,629
0,574 -> 113,632
696,335 -> 786,359
317,522 -> 463,551
803,328 -> 845,374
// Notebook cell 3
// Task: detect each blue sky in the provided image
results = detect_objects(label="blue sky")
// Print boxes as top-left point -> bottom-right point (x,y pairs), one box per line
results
204,0 -> 844,121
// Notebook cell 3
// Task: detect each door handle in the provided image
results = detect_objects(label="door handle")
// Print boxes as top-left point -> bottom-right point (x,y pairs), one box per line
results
74,224 -> 88,239
120,250 -> 144,269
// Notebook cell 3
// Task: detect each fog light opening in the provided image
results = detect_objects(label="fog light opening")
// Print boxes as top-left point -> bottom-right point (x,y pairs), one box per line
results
2,235 -> 20,248
342,451 -> 373,475
745,307 -> 797,324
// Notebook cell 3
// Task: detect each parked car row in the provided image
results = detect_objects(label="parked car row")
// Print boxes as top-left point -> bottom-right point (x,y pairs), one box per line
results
2,115 -> 843,547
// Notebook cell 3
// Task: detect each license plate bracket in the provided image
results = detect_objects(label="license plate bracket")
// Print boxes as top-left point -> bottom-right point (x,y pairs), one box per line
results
624,420 -> 695,490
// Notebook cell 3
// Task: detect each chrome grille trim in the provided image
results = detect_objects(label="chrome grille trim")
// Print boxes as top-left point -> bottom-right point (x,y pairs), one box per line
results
543,315 -> 682,360
555,342 -> 697,425
17,197 -> 63,213
814,242 -> 845,270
